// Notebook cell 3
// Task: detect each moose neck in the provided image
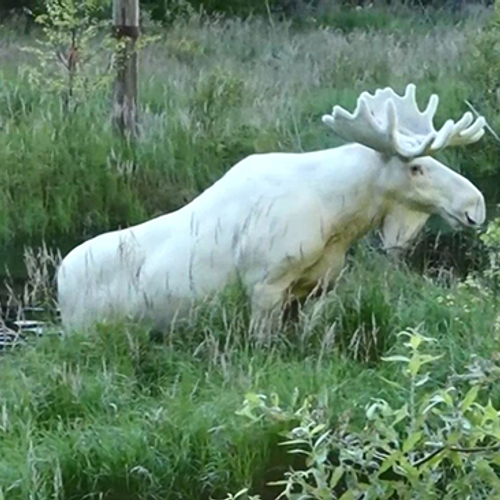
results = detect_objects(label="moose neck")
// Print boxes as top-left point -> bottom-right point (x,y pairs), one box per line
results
306,143 -> 431,251
368,150 -> 431,250
310,144 -> 391,248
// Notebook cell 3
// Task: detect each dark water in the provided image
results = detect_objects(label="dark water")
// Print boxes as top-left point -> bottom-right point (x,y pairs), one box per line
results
0,239 -> 73,349
0,237 -> 78,297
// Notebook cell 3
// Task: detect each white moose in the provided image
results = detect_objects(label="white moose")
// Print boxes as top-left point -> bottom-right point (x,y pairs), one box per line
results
57,84 -> 487,332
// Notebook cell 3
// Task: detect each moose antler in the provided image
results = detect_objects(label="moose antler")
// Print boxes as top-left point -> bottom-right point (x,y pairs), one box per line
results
322,84 -> 486,159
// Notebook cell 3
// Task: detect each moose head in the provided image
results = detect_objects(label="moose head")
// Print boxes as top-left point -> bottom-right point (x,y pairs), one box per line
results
322,84 -> 486,250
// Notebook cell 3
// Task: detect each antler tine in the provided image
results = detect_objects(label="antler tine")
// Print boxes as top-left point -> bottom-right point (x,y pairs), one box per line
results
423,93 -> 439,121
323,83 -> 487,159
425,112 -> 486,154
322,89 -> 401,156
427,119 -> 455,153
389,84 -> 440,157
449,114 -> 486,145
323,95 -> 395,155
322,84 -> 437,158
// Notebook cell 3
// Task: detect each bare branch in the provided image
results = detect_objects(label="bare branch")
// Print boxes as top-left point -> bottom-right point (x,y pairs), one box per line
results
413,443 -> 500,469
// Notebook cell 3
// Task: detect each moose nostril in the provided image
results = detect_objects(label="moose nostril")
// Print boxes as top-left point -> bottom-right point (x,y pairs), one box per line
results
465,212 -> 476,225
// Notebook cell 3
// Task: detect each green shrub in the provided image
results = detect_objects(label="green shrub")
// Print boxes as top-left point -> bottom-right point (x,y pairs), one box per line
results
316,6 -> 394,33
230,328 -> 500,499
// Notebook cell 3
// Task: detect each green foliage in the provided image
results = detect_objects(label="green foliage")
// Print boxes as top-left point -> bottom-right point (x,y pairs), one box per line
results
477,213 -> 500,294
466,0 -> 500,173
0,242 -> 500,498
233,328 -> 500,499
137,0 -> 308,21
315,6 -> 394,33
286,245 -> 495,366
1,0 -> 474,19
469,0 -> 500,109
1,9 -> 500,498
21,0 -> 112,113
0,324 -> 271,499
0,8 -> 497,255
0,276 -> 401,499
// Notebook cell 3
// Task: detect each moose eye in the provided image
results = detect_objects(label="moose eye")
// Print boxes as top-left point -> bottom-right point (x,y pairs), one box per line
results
410,165 -> 422,176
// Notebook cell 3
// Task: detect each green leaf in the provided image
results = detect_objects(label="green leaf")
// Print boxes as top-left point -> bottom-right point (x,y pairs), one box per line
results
313,431 -> 331,450
447,430 -> 462,446
339,490 -> 356,500
245,392 -> 264,406
483,400 -> 500,423
397,455 -> 420,482
449,451 -> 464,469
281,439 -> 310,447
403,431 -> 423,453
419,354 -> 445,366
408,355 -> 422,376
235,406 -> 258,422
476,458 -> 500,490
311,423 -> 327,436
233,488 -> 250,499
379,454 -> 397,475
329,466 -> 344,489
284,448 -> 310,456
381,355 -> 410,364
377,375 -> 405,390
409,333 -> 423,350
460,385 -> 480,413
313,446 -> 329,465
409,354 -> 444,376
266,480 -> 288,486
414,373 -> 431,387
392,404 -> 409,426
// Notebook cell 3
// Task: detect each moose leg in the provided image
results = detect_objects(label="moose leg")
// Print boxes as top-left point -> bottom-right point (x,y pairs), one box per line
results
249,278 -> 294,343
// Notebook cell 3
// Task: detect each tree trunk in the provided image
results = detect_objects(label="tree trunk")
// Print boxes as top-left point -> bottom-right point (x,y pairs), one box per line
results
112,0 -> 140,138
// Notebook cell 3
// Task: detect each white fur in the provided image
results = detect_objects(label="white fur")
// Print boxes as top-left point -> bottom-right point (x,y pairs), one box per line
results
57,85 -> 487,331
57,144 -> 485,331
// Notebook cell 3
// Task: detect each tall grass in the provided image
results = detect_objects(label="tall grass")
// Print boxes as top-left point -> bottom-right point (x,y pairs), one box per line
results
0,6 -> 497,253
1,245 -> 499,499
1,5 -> 500,499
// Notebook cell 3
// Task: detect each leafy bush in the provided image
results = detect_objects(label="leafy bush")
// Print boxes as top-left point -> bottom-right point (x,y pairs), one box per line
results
1,240 -> 500,498
21,0 -> 112,114
230,328 -> 500,499
315,6 -> 394,32
2,0 -> 485,22
469,0 -> 500,111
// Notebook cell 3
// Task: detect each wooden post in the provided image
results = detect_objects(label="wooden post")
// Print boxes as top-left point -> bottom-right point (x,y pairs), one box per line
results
112,0 -> 140,138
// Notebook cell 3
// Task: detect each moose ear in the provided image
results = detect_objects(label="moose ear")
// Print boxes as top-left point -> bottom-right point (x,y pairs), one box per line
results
380,205 -> 430,251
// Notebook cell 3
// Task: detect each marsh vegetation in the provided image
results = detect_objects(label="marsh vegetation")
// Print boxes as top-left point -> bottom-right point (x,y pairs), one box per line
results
1,1 -> 500,498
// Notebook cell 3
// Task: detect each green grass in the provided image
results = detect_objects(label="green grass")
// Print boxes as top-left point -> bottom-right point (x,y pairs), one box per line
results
1,248 -> 500,499
0,5 -> 498,252
1,4 -> 500,499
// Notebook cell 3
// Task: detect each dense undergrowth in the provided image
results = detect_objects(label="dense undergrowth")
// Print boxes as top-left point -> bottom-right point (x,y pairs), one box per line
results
1,2 -> 500,499
0,2 -> 498,254
1,247 -> 500,499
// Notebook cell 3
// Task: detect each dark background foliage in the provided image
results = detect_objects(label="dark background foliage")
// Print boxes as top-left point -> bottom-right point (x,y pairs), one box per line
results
0,0 -> 493,20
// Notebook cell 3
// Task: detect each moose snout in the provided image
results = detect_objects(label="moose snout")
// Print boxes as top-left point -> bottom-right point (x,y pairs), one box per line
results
463,195 -> 486,227
465,212 -> 477,226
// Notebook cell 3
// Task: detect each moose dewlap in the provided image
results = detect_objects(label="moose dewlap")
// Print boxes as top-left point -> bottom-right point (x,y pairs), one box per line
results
57,84 -> 487,332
